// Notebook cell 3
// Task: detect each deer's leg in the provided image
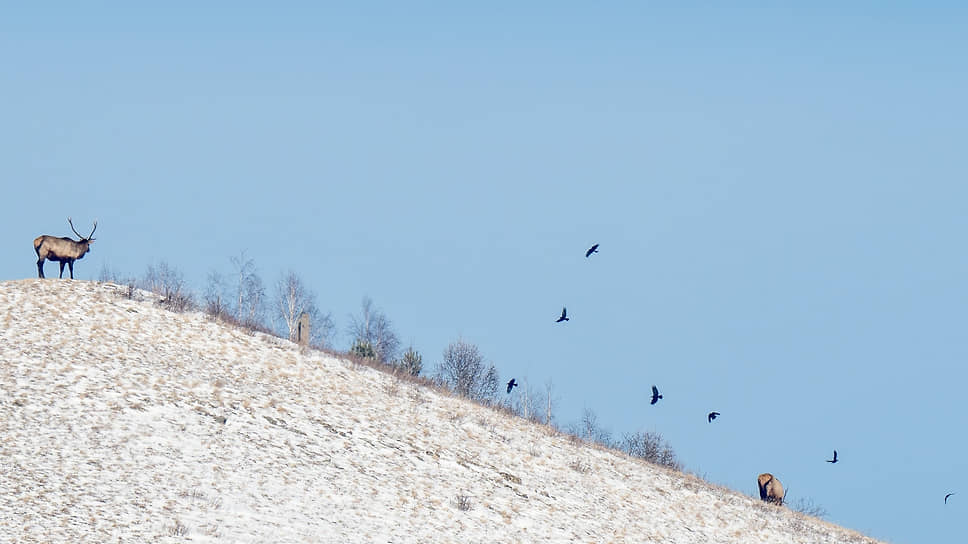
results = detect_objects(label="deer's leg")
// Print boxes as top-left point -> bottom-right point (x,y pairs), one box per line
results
68,261 -> 75,279
36,259 -> 45,278
58,262 -> 66,278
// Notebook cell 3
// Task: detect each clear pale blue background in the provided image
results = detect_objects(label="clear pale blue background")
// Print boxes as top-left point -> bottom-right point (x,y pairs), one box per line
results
2,3 -> 965,542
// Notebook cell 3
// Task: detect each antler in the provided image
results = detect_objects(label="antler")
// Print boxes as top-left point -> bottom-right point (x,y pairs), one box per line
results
68,217 -> 81,238
68,217 -> 97,240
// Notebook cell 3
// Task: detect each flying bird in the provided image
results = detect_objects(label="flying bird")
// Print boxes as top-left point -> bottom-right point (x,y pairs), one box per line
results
650,385 -> 663,405
506,379 -> 518,394
945,492 -> 956,504
555,307 -> 569,323
585,244 -> 600,258
826,450 -> 838,463
707,411 -> 720,423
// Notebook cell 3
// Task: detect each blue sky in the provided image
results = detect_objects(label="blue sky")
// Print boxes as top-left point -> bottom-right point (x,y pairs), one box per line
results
3,3 -> 966,542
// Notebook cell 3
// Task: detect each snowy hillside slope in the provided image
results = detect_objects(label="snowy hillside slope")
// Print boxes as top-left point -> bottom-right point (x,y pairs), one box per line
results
0,280 -> 885,543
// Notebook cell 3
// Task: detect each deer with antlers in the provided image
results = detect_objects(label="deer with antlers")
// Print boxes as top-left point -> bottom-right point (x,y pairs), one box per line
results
34,217 -> 98,279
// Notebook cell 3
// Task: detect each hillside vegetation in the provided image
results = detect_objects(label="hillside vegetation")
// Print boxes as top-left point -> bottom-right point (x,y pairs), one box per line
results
0,280 -> 884,543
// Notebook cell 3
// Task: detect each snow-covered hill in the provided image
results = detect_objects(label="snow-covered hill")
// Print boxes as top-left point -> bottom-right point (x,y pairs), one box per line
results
0,280 -> 884,543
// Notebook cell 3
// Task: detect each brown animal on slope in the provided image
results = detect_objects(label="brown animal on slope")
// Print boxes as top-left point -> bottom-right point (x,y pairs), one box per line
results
34,217 -> 97,279
757,473 -> 785,506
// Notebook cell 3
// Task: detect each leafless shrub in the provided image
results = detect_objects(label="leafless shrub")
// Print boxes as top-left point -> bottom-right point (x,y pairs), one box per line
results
182,488 -> 206,502
456,493 -> 472,511
434,338 -> 498,403
569,458 -> 591,473
181,487 -> 224,511
161,291 -> 195,312
567,408 -> 614,448
790,497 -> 827,519
167,520 -> 190,536
198,522 -> 222,538
204,270 -> 230,319
99,265 -> 138,299
98,264 -> 134,286
142,261 -> 195,312
619,430 -> 682,471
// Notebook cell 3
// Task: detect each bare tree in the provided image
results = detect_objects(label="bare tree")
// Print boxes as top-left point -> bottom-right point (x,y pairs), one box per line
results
544,379 -> 559,427
513,378 -> 559,425
435,339 -> 499,402
230,251 -> 265,328
347,296 -> 400,364
510,377 -> 543,423
275,270 -> 313,342
273,270 -> 335,347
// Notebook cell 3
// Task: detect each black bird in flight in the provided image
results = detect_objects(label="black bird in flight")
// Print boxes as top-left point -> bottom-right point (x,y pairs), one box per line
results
506,379 -> 518,394
826,450 -> 838,463
555,307 -> 569,323
650,385 -> 663,405
707,411 -> 720,423
945,492 -> 956,504
585,244 -> 600,258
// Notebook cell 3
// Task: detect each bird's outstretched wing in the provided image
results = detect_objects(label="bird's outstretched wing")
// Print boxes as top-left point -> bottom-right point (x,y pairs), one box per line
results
585,244 -> 599,257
